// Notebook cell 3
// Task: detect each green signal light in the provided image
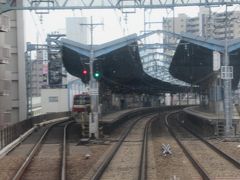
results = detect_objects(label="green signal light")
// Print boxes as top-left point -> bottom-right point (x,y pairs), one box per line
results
94,72 -> 100,78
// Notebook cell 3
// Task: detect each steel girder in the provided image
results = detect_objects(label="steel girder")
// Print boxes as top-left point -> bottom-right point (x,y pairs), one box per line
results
143,56 -> 188,85
141,52 -> 173,59
1,0 -> 240,14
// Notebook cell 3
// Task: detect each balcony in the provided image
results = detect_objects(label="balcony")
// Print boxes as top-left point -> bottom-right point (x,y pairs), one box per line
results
0,79 -> 10,96
0,15 -> 10,32
0,46 -> 10,64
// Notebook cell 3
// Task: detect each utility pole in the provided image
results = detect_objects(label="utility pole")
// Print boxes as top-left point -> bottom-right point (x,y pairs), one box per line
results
222,4 -> 233,136
80,17 -> 103,139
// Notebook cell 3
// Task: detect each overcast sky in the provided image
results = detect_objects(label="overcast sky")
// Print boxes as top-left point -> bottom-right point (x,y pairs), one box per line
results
24,7 -> 196,44
24,5 -> 240,45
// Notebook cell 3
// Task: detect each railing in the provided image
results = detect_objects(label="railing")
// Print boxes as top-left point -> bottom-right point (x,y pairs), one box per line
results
0,111 -> 70,150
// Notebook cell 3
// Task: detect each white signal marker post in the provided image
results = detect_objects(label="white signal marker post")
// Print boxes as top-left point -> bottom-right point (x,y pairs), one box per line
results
89,50 -> 99,138
80,17 -> 103,139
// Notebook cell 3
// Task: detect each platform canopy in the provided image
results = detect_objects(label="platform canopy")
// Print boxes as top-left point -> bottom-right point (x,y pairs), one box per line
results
61,33 -> 192,94
169,33 -> 240,90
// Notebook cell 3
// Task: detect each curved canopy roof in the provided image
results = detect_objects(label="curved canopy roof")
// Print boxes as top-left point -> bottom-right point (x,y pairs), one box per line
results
169,34 -> 240,90
61,34 -> 191,94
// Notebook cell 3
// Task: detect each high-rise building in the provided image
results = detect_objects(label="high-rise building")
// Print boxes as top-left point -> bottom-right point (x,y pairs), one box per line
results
0,13 -> 11,127
0,1 -> 26,126
212,11 -> 240,40
66,17 -> 90,44
31,50 -> 48,97
163,13 -> 188,45
163,8 -> 240,43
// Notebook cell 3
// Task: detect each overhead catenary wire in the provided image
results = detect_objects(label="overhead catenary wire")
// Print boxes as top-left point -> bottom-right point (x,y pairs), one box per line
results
29,11 -> 46,44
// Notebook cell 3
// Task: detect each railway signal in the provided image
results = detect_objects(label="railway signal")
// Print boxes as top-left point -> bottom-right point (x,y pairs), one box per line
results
81,68 -> 90,83
82,69 -> 88,75
93,71 -> 100,79
93,60 -> 102,80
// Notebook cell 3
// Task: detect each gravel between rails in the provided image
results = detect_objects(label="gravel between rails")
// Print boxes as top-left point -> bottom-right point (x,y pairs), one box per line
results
151,113 -> 201,180
147,123 -> 158,180
65,115 -> 146,180
0,127 -> 48,180
209,140 -> 240,163
81,116 -> 138,180
170,114 -> 240,179
66,118 -> 136,180
20,124 -> 65,180
0,114 -> 155,180
100,115 -> 155,180
182,140 -> 240,179
67,144 -> 109,180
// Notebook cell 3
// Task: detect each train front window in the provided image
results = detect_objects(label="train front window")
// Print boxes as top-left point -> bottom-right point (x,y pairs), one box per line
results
84,97 -> 90,104
74,96 -> 90,105
74,96 -> 84,105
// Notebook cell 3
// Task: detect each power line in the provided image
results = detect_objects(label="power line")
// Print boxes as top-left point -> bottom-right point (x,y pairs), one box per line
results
28,11 -> 46,43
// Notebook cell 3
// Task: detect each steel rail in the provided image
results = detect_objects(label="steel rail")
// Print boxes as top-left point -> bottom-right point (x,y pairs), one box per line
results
180,120 -> 240,169
165,112 -> 211,180
12,120 -> 70,180
91,113 -> 155,180
61,121 -> 74,180
138,116 -> 155,180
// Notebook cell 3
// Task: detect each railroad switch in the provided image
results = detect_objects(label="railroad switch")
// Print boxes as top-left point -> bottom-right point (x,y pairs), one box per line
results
162,144 -> 172,156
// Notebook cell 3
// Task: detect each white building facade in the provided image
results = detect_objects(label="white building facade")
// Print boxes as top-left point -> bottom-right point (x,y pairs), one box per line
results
66,17 -> 90,44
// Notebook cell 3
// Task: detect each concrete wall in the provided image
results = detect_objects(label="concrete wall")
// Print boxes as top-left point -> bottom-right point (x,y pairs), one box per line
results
32,96 -> 42,116
41,88 -> 68,113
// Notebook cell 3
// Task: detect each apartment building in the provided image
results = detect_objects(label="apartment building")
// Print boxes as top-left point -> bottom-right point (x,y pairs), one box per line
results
212,11 -> 240,40
163,13 -> 188,47
0,1 -> 26,127
163,8 -> 240,43
0,14 -> 11,128
31,50 -> 48,97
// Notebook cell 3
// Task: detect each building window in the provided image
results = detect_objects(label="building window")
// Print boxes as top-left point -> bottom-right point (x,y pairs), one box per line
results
49,96 -> 58,102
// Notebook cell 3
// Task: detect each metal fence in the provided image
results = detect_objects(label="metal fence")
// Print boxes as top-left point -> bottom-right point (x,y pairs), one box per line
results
0,111 -> 70,150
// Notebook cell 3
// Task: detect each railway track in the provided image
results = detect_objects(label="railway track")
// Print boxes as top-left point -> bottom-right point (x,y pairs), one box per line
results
91,114 -> 156,180
165,111 -> 240,180
12,120 -> 73,180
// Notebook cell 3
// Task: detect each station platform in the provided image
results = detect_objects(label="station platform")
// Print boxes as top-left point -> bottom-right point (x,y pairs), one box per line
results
100,107 -> 149,124
100,108 -> 136,123
183,106 -> 240,136
99,107 -> 160,134
99,106 -> 185,134
184,106 -> 240,121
